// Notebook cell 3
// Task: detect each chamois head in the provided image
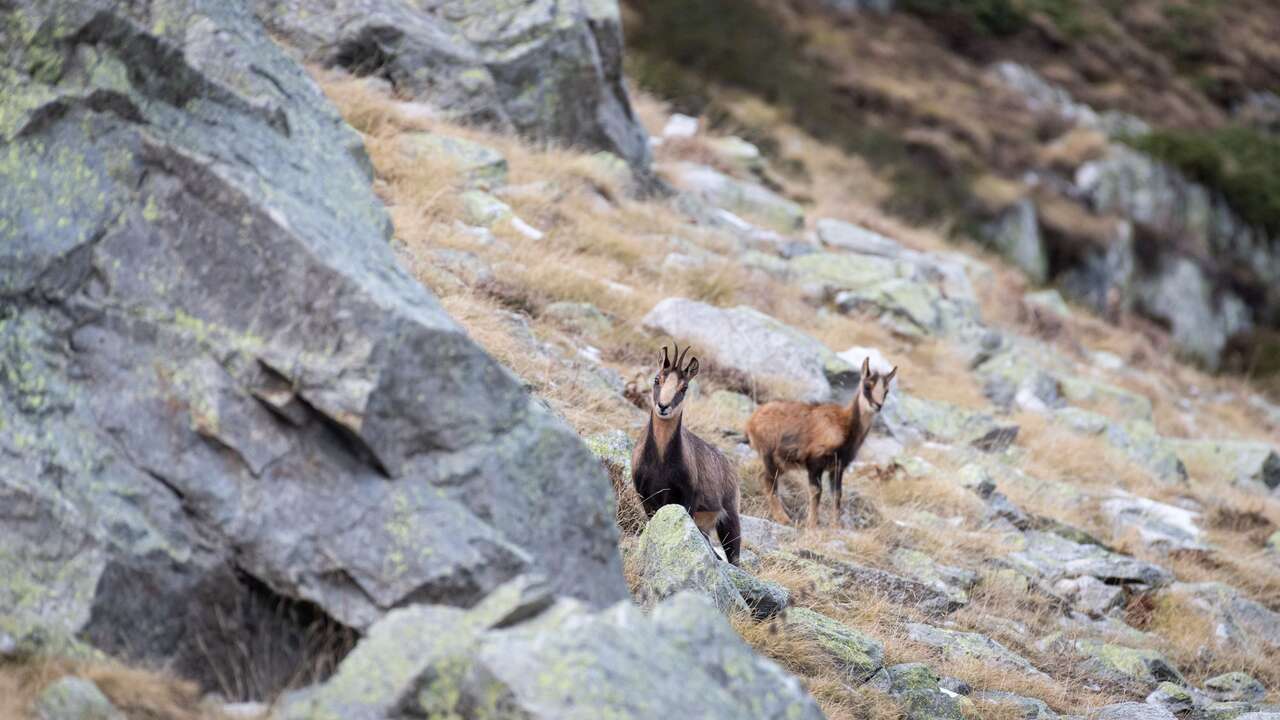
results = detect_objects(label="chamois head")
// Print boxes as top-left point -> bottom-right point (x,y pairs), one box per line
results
858,356 -> 898,412
651,342 -> 699,420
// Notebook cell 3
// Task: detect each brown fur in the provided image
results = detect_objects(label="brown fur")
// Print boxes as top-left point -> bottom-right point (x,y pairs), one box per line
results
746,357 -> 896,527
632,343 -> 742,564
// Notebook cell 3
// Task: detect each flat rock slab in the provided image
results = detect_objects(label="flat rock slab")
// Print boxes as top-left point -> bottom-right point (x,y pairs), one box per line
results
1089,702 -> 1177,720
905,623 -> 1047,678
663,162 -> 804,231
1171,440 -> 1280,491
642,297 -> 856,402
779,550 -> 963,615
1100,492 -> 1207,553
1004,531 -> 1173,587
890,549 -> 977,606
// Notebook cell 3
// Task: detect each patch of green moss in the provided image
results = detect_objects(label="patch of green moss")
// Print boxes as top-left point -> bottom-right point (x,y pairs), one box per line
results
1126,126 -> 1280,236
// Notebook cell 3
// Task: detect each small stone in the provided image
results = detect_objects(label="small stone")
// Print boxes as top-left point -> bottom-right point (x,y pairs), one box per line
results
661,252 -> 707,274
738,514 -> 797,555
724,564 -> 790,619
399,132 -> 508,188
510,216 -> 544,240
1054,576 -> 1125,616
663,113 -> 699,138
460,190 -> 512,226
1145,682 -> 1196,715
544,302 -> 613,337
34,677 -> 125,720
886,663 -> 969,720
1023,289 -> 1071,318
221,702 -> 269,719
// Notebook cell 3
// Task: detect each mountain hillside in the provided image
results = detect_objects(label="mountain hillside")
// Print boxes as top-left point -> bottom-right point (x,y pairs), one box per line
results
2,1 -> 1279,720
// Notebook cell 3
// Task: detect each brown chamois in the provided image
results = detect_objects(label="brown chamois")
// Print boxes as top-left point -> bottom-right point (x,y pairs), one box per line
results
746,356 -> 897,528
631,343 -> 742,565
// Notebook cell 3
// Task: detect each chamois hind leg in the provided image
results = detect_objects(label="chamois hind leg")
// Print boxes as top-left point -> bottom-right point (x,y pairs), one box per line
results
692,511 -> 722,558
761,455 -> 792,525
717,509 -> 741,565
805,466 -> 823,530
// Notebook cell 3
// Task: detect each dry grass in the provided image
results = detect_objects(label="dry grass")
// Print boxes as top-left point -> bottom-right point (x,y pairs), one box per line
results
1146,592 -> 1280,694
0,657 -> 222,720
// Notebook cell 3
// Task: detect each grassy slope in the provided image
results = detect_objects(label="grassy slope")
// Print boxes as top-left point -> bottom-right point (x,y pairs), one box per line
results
315,72 -> 1279,719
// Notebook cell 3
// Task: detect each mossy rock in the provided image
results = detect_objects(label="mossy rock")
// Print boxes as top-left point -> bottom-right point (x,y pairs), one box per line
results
634,505 -> 746,613
33,677 -> 125,720
1072,638 -> 1185,689
1203,671 -> 1265,703
783,607 -> 884,684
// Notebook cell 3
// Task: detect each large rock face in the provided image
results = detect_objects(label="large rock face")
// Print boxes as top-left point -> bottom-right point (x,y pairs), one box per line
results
251,0 -> 653,174
0,0 -> 624,691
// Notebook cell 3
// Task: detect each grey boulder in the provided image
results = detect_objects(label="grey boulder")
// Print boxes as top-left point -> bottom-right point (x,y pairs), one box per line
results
634,505 -> 746,613
279,584 -> 826,720
252,0 -> 652,174
0,0 -> 623,692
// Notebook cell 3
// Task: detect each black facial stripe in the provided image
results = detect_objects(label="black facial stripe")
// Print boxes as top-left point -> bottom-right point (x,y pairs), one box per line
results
672,387 -> 686,406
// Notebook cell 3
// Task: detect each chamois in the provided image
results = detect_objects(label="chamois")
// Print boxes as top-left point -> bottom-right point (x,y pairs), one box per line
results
746,357 -> 897,528
632,343 -> 742,565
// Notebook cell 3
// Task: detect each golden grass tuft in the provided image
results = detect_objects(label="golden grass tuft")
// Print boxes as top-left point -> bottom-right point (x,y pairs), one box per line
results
0,657 -> 220,720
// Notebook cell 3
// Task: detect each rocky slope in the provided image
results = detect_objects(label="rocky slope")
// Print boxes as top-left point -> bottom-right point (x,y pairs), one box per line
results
2,1 -> 1279,720
624,0 -> 1280,376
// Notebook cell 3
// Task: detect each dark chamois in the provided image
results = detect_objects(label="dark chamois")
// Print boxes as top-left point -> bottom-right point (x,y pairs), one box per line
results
631,343 -> 742,564
746,356 -> 897,528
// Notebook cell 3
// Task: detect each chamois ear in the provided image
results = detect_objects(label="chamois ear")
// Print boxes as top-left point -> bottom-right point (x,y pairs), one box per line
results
885,366 -> 898,385
860,356 -> 871,380
660,345 -> 672,370
685,357 -> 699,379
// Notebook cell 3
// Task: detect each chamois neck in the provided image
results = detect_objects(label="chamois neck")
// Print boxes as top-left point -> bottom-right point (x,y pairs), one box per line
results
647,411 -> 682,458
851,392 -> 876,440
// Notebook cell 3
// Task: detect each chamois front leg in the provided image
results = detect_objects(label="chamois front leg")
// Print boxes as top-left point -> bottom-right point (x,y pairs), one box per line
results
831,460 -> 844,527
805,466 -> 823,530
